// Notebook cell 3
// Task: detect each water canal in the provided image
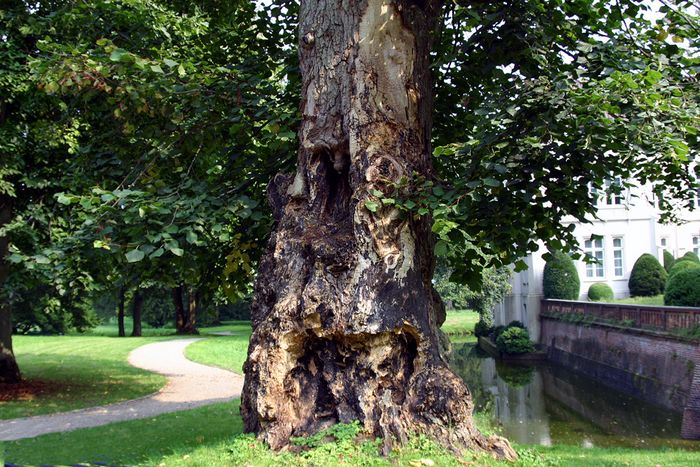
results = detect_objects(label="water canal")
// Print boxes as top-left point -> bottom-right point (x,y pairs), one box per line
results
450,342 -> 700,450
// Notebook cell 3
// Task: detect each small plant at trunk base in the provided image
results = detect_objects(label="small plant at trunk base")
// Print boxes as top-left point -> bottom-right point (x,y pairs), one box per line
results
629,253 -> 667,297
665,268 -> 700,307
496,327 -> 535,354
588,283 -> 614,302
542,250 -> 580,300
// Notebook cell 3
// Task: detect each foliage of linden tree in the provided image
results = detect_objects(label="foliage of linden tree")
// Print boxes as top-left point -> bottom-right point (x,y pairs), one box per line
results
2,0 -> 299,333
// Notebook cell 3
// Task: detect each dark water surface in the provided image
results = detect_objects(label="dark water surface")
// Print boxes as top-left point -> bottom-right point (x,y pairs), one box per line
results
450,342 -> 700,450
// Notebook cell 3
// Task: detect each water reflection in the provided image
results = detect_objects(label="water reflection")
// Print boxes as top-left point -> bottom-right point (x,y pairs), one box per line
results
450,343 -> 700,450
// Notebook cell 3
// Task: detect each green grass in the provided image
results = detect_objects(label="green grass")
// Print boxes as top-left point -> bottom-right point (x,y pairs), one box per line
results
186,321 -> 252,373
441,309 -> 480,335
5,318 -> 700,466
612,294 -> 665,306
1,334 -> 172,419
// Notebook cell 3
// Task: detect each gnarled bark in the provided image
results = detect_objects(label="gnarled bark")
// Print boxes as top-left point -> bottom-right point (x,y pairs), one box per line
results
241,0 -> 515,459
0,195 -> 21,384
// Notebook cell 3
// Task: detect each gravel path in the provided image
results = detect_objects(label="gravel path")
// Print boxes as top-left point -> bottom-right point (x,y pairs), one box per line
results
0,338 -> 243,441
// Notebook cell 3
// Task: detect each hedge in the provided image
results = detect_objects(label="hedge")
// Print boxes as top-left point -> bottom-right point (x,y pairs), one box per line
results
588,282 -> 614,302
665,268 -> 700,307
543,250 -> 580,300
628,253 -> 667,297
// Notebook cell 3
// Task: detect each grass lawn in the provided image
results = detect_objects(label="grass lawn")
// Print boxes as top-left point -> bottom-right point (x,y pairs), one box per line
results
612,294 -> 665,306
441,309 -> 480,335
5,318 -> 700,466
186,321 -> 252,373
1,334 -> 172,419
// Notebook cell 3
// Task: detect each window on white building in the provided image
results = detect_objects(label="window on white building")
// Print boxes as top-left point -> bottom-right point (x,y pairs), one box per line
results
661,237 -> 667,248
690,189 -> 700,210
613,238 -> 624,277
694,236 -> 699,256
605,178 -> 625,205
585,238 -> 605,278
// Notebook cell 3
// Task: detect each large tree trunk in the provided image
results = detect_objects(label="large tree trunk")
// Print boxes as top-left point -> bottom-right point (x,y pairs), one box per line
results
241,0 -> 515,459
117,286 -> 126,337
131,289 -> 143,337
0,195 -> 21,384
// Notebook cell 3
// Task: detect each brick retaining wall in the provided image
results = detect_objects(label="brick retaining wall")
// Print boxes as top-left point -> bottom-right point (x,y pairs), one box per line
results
541,316 -> 700,439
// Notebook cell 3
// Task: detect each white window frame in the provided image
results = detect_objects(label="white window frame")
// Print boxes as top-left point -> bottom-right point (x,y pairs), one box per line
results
584,237 -> 605,278
612,237 -> 624,278
605,177 -> 625,206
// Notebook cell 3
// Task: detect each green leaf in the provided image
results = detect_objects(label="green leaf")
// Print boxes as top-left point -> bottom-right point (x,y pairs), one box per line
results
365,200 -> 379,212
109,49 -> 128,62
163,59 -> 178,68
125,248 -> 146,263
56,193 -> 73,205
150,248 -> 165,258
435,240 -> 448,256
170,247 -> 184,257
150,65 -> 164,74
186,231 -> 198,244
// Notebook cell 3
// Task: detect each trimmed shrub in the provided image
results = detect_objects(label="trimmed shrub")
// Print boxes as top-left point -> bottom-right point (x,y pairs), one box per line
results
665,268 -> 700,307
588,283 -> 614,302
543,250 -> 580,300
628,253 -> 667,297
668,260 -> 700,280
474,320 -> 493,338
506,320 -> 525,329
496,327 -> 535,354
681,251 -> 700,264
492,325 -> 507,341
663,250 -> 675,272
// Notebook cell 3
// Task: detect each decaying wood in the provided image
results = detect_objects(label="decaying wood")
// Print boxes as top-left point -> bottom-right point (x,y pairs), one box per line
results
241,0 -> 516,459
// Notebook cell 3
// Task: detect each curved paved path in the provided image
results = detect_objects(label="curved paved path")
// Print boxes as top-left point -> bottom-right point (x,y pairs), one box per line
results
0,338 -> 243,441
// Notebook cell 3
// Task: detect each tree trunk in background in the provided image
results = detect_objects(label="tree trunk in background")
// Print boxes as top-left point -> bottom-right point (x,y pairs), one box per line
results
0,195 -> 21,384
173,285 -> 187,333
184,287 -> 199,335
131,289 -> 143,337
117,286 -> 126,337
241,0 -> 515,458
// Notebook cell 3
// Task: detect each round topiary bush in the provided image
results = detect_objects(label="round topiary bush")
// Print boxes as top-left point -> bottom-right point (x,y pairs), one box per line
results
663,250 -> 675,272
474,320 -> 493,338
665,268 -> 700,307
588,282 -> 614,302
628,253 -> 667,297
543,250 -> 580,300
668,260 -> 700,280
496,327 -> 535,354
681,251 -> 700,264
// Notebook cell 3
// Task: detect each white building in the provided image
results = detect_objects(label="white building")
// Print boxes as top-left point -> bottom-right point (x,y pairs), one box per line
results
494,183 -> 700,342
